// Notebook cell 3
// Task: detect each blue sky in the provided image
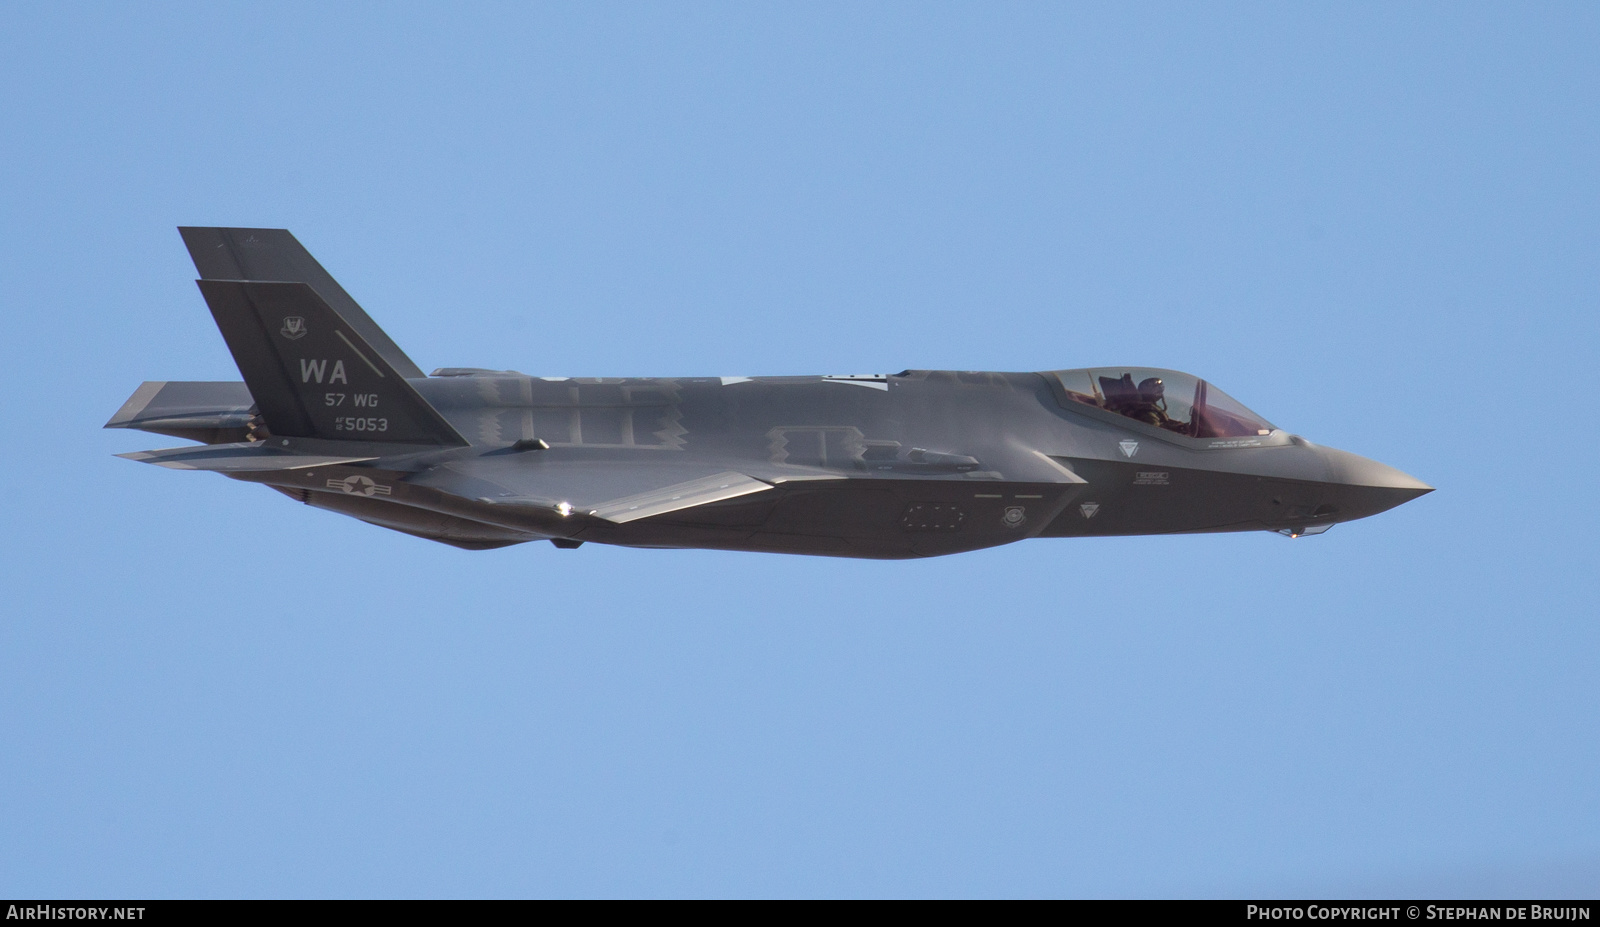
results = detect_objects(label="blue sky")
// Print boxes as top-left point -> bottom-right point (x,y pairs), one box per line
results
1,2 -> 1596,898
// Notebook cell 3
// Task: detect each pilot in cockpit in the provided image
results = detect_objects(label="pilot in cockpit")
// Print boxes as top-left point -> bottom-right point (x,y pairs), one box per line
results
1099,373 -> 1183,432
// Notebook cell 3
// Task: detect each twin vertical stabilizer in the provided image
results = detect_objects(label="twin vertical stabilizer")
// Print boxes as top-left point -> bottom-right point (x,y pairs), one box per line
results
179,228 -> 465,447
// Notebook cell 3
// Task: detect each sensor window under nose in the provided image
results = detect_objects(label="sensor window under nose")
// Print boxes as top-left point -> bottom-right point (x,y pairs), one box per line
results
1276,524 -> 1334,538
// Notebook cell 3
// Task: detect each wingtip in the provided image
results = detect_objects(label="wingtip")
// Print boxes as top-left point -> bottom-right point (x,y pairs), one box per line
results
177,225 -> 292,234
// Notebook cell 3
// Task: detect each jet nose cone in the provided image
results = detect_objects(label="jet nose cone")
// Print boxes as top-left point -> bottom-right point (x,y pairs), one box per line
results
1318,445 -> 1433,492
1316,445 -> 1433,520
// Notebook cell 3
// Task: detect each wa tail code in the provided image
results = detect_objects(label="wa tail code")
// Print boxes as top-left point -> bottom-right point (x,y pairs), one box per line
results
299,358 -> 347,384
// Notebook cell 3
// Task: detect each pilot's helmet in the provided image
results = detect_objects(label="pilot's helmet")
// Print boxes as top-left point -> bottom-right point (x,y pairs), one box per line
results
1137,377 -> 1165,403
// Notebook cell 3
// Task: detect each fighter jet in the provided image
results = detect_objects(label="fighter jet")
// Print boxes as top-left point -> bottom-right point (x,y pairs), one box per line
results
106,228 -> 1431,557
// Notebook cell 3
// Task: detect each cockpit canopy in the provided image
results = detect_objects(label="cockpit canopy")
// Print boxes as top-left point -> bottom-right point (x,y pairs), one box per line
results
1052,368 -> 1275,439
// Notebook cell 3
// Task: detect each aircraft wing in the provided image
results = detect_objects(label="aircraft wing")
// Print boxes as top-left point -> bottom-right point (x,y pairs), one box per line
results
586,471 -> 772,523
411,457 -> 776,524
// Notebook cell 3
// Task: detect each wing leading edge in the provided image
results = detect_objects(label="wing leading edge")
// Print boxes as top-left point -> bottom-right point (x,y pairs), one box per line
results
413,458 -> 778,524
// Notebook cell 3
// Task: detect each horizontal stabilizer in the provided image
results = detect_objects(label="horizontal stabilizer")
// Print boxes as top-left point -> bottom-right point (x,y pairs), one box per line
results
105,380 -> 255,443
119,442 -> 376,472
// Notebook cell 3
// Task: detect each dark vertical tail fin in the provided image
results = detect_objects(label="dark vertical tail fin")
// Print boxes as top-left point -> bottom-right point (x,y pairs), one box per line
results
196,280 -> 466,446
178,227 -> 427,379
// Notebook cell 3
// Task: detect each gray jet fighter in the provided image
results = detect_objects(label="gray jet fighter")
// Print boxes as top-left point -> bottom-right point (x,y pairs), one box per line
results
107,228 -> 1431,557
